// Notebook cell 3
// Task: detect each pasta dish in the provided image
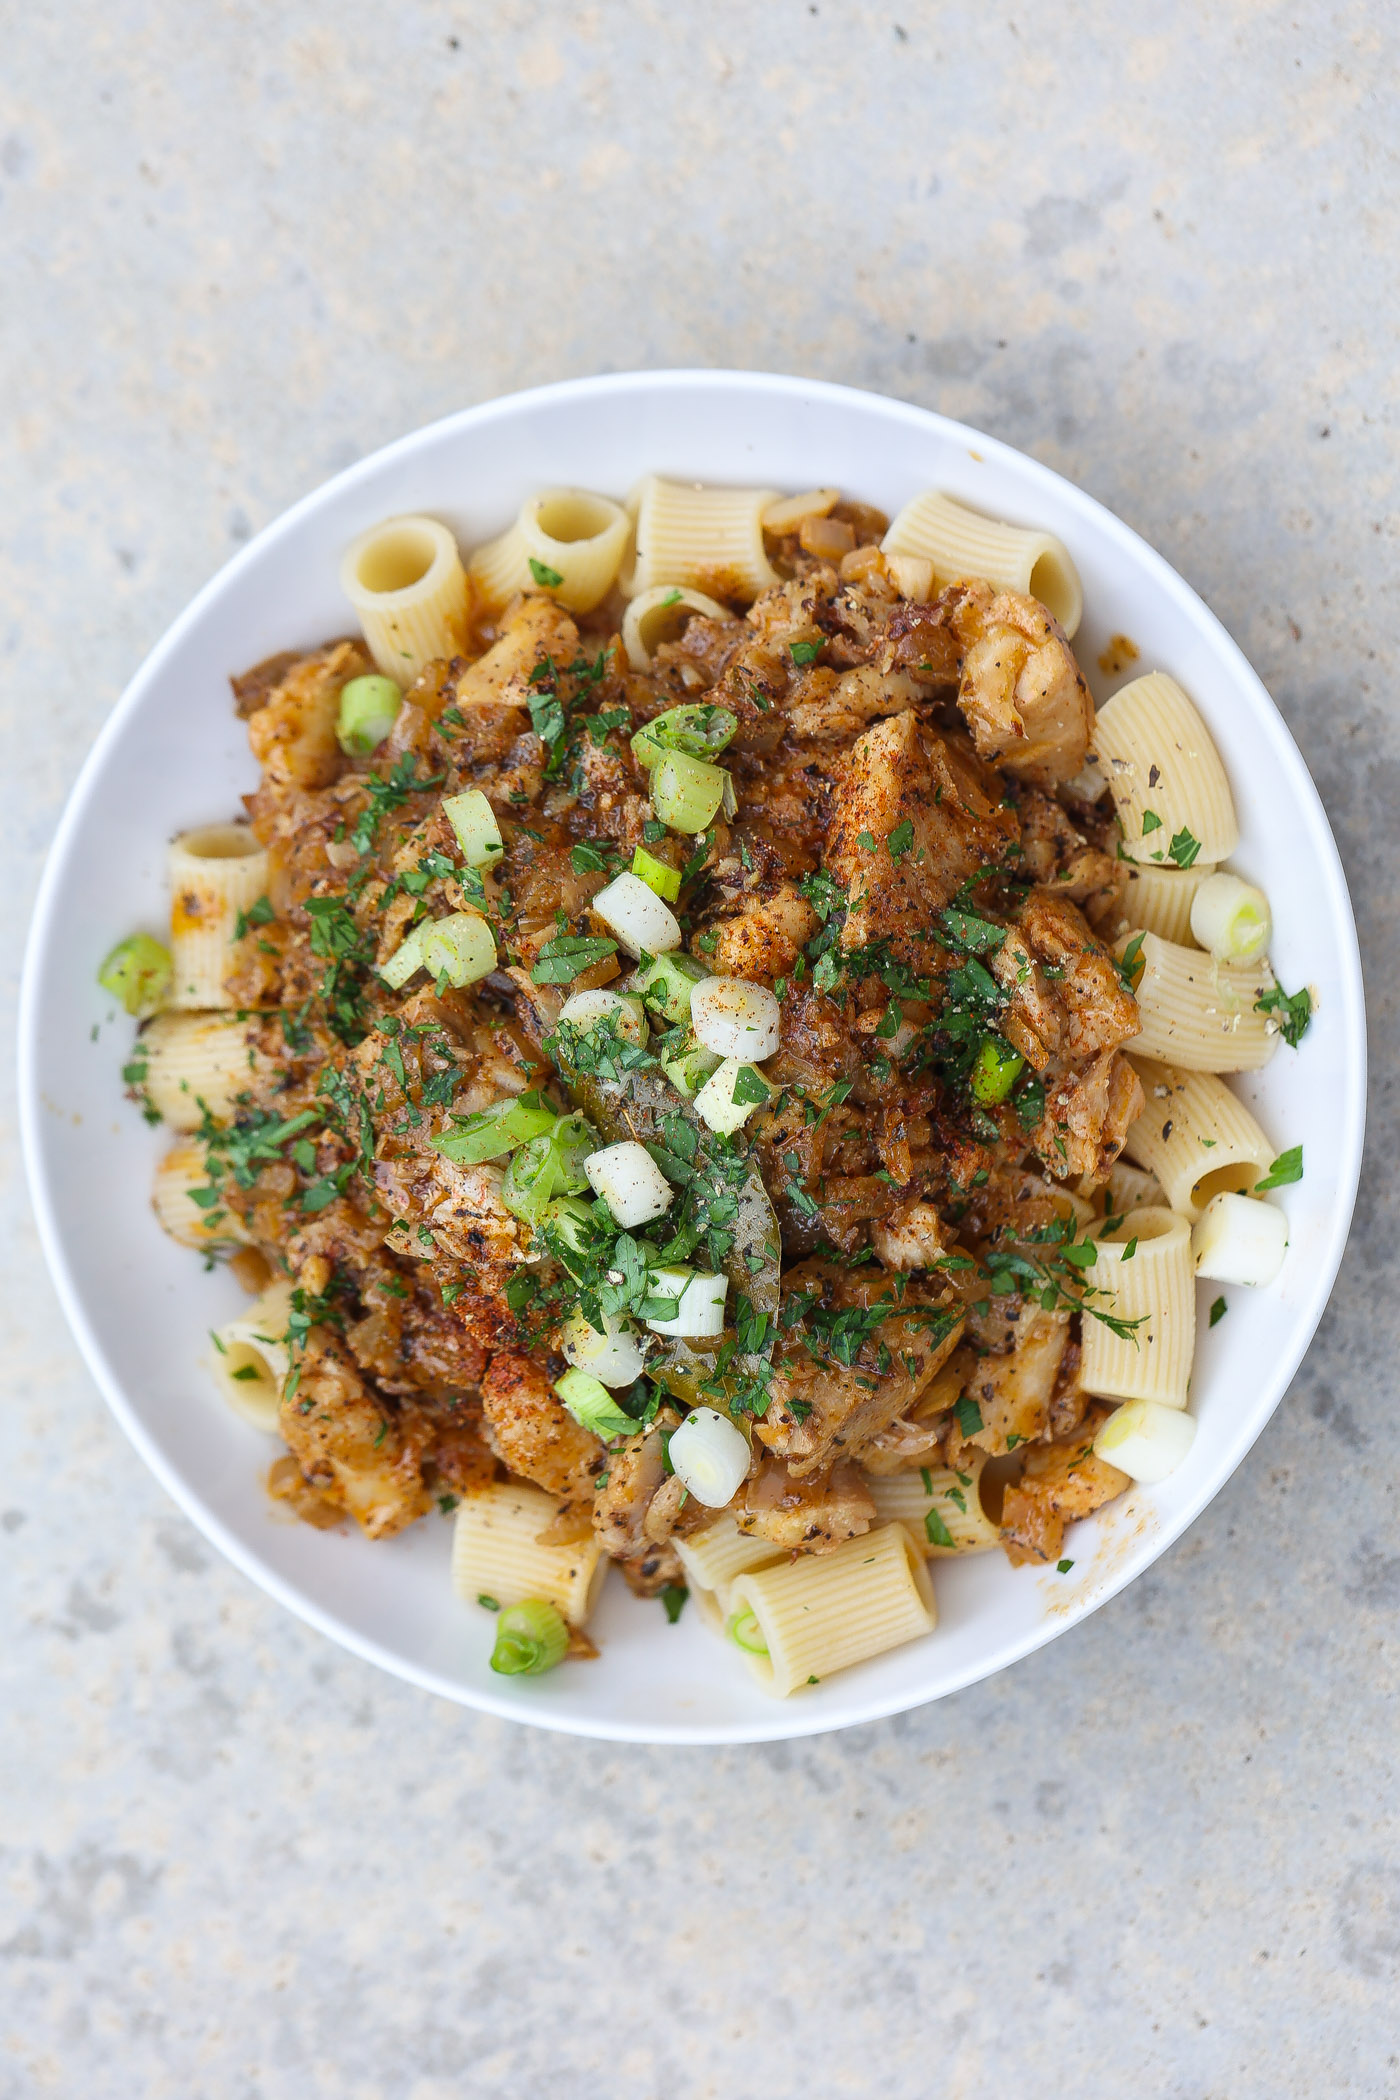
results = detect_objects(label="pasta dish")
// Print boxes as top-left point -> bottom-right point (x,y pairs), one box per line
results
100,477 -> 1310,1696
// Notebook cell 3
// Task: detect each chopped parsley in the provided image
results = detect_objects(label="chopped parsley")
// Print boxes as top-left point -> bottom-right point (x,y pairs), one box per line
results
528,557 -> 564,588
1209,1295 -> 1227,1327
530,934 -> 619,985
1167,825 -> 1202,869
1255,982 -> 1312,1048
1255,1145 -> 1303,1190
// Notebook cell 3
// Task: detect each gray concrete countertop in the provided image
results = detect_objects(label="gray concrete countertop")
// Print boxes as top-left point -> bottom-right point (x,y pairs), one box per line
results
2,4 -> 1396,2093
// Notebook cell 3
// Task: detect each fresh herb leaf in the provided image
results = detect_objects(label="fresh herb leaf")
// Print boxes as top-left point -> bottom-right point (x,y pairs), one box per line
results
528,557 -> 564,587
530,934 -> 618,985
660,1583 -> 688,1624
1168,826 -> 1201,869
788,640 -> 823,665
1209,1295 -> 1227,1327
924,1506 -> 955,1549
1255,1145 -> 1303,1190
1255,982 -> 1313,1048
1140,810 -> 1162,836
1116,931 -> 1146,995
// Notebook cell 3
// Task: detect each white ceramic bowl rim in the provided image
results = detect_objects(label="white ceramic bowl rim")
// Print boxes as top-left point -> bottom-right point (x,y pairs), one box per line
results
19,370 -> 1367,1743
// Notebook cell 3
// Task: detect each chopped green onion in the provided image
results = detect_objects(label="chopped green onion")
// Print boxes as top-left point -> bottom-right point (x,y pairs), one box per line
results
633,949 -> 710,1024
540,1194 -> 596,1269
631,844 -> 682,902
501,1112 -> 595,1224
432,1091 -> 558,1165
726,1608 -> 769,1656
554,1366 -> 639,1438
631,703 -> 738,771
336,674 -> 403,757
418,912 -> 497,988
442,788 -> 504,868
651,751 -> 730,834
379,923 -> 428,990
969,1036 -> 1025,1105
660,1034 -> 722,1099
97,933 -> 171,1016
489,1598 -> 568,1675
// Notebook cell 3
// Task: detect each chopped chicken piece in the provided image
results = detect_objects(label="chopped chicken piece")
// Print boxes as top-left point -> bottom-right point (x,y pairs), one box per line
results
946,582 -> 1093,785
998,1403 -> 1128,1565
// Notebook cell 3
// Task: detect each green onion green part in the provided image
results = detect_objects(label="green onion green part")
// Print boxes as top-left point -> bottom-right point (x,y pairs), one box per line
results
489,1598 -> 569,1676
97,933 -> 171,1017
336,675 -> 403,757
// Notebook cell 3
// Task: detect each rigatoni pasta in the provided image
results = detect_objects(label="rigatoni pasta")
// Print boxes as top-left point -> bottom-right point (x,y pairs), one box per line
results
469,488 -> 630,615
1080,1209 -> 1196,1409
168,823 -> 269,1009
137,1012 -> 265,1129
1092,671 -> 1238,866
340,516 -> 470,684
152,1138 -> 251,1248
881,490 -> 1083,635
623,476 -> 780,602
452,1483 -> 608,1627
1118,930 -> 1278,1071
729,1524 -> 936,1697
1123,1056 -> 1275,1220
1121,861 -> 1215,945
866,1452 -> 1001,1557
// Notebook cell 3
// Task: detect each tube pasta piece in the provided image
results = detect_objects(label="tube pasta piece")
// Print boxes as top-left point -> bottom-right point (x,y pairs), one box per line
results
208,1280 -> 293,1434
152,1138 -> 251,1248
1117,931 -> 1278,1072
340,515 -> 470,684
1105,1158 -> 1166,1216
728,1523 -> 935,1698
866,1452 -> 1000,1557
167,823 -> 270,1009
1092,672 -> 1238,866
1123,1056 -> 1275,1221
1121,861 -> 1216,946
139,1012 -> 267,1131
1080,1208 -> 1195,1410
469,488 -> 629,616
674,1514 -> 785,1607
621,584 -> 731,670
881,490 -> 1083,636
452,1482 -> 608,1627
623,476 -> 781,604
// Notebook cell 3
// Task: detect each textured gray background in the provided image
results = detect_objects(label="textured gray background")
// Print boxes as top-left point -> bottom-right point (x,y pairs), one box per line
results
3,3 -> 1397,2093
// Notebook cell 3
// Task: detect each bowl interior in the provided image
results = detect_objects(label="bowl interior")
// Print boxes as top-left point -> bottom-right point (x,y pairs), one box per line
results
20,372 -> 1366,1743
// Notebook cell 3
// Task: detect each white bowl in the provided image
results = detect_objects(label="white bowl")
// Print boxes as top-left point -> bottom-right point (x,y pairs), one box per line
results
19,372 -> 1366,1743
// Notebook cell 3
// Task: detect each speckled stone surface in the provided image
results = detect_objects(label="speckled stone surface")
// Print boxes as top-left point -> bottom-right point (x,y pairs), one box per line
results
3,4 -> 1397,2093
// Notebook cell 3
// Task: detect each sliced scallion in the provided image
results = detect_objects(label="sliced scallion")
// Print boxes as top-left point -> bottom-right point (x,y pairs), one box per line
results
489,1598 -> 569,1676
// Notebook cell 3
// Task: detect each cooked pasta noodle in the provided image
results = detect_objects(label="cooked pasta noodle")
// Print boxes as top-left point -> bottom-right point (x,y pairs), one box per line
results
469,488 -> 630,615
1092,672 -> 1238,866
621,585 -> 731,671
1124,1056 -> 1275,1220
209,1280 -> 293,1433
881,490 -> 1083,636
1080,1208 -> 1195,1409
452,1483 -> 608,1626
152,1138 -> 250,1247
340,516 -> 470,683
1105,1158 -> 1166,1217
139,1012 -> 265,1130
168,823 -> 269,1008
729,1523 -> 936,1698
674,1513 -> 786,1597
1122,861 -> 1215,945
866,1452 -> 1000,1556
1118,930 -> 1278,1071
623,476 -> 780,602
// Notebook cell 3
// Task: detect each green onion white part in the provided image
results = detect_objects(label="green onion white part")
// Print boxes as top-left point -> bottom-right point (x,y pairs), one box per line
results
669,1407 -> 751,1507
694,1056 -> 770,1135
561,1310 -> 645,1388
418,912 -> 497,987
1190,1191 -> 1288,1286
97,932 -> 172,1016
645,1269 -> 729,1339
583,1140 -> 673,1228
630,845 -> 681,902
660,1036 -> 722,1099
690,975 -> 782,1061
558,986 -> 649,1045
1188,871 -> 1272,962
335,674 -> 403,756
379,923 -> 428,989
632,950 -> 709,1024
553,1367 -> 640,1439
442,788 -> 505,868
1093,1398 -> 1197,1484
650,751 -> 731,833
489,1598 -> 569,1676
589,871 -> 682,957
